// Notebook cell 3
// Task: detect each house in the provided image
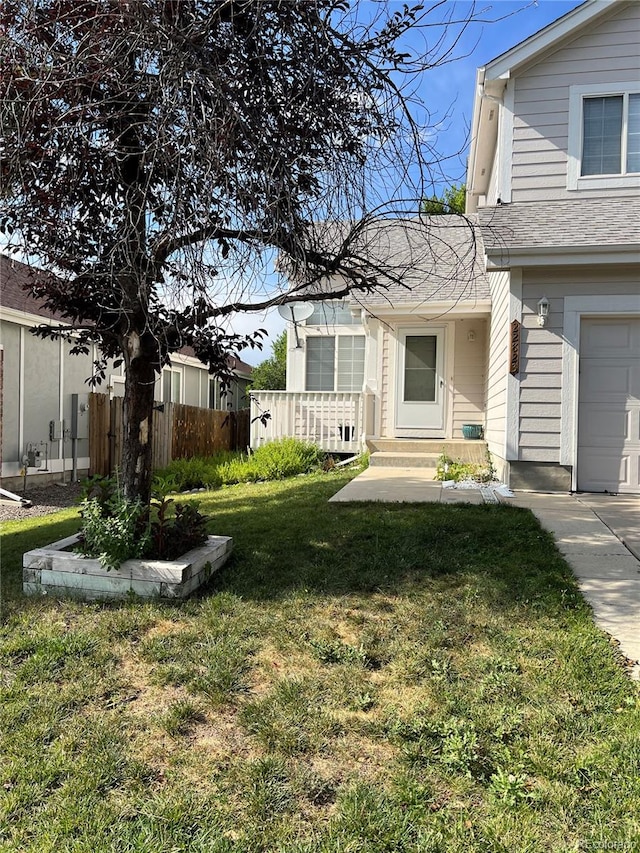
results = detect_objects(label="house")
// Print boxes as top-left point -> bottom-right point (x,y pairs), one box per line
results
0,255 -> 252,487
251,0 -> 640,494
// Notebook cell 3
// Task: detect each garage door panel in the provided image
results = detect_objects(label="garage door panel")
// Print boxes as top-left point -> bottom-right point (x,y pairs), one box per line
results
580,319 -> 638,356
578,317 -> 640,494
578,405 -> 630,442
578,450 -> 630,490
579,363 -> 632,399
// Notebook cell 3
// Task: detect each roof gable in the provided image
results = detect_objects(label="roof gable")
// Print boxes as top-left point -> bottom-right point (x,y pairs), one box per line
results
484,0 -> 629,81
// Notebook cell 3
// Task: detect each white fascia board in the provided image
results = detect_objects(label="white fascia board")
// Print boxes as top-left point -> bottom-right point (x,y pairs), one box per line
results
361,300 -> 492,317
485,0 -> 624,81
0,306 -> 65,328
486,244 -> 640,269
170,351 -> 250,378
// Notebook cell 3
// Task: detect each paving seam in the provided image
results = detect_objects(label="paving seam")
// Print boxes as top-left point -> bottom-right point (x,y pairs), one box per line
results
575,496 -> 640,563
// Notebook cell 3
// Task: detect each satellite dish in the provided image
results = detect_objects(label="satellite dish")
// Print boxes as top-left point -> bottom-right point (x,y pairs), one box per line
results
277,302 -> 314,323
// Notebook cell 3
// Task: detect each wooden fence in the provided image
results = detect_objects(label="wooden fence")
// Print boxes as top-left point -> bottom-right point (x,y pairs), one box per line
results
89,393 -> 250,477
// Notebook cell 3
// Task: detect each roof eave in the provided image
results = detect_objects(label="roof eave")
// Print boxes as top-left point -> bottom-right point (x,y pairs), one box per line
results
485,243 -> 640,268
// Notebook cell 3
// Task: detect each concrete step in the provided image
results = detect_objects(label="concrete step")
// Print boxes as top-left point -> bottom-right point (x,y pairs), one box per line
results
367,439 -> 488,465
369,452 -> 440,469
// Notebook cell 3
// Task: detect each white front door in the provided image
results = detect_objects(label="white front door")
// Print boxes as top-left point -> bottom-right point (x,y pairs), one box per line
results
395,328 -> 446,436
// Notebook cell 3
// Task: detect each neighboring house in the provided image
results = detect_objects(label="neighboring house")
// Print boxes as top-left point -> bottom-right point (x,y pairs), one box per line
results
252,0 -> 640,494
0,255 -> 252,485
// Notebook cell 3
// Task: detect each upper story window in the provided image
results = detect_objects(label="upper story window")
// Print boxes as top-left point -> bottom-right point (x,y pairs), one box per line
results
568,83 -> 640,190
305,301 -> 360,326
582,94 -> 640,176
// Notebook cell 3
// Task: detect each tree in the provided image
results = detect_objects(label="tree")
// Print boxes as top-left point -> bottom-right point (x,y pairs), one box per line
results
422,184 -> 467,215
1,0 -> 481,505
249,331 -> 287,391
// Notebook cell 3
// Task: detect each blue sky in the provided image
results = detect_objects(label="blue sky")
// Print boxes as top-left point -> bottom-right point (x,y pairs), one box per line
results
238,0 -> 586,364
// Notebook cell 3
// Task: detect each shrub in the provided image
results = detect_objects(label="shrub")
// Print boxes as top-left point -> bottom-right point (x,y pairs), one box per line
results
79,493 -> 150,572
155,439 -> 323,492
249,438 -> 322,481
78,477 -> 209,570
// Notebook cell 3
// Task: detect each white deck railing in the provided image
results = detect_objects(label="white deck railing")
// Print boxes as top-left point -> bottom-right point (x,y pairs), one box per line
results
250,391 -> 364,454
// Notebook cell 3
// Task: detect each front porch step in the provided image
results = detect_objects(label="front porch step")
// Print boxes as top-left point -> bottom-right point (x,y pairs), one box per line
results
369,452 -> 439,469
367,439 -> 488,465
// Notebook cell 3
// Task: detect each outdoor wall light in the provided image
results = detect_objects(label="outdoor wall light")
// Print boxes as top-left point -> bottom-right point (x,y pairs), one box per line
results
537,296 -> 550,327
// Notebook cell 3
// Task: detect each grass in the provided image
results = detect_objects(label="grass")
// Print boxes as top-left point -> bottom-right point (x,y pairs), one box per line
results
1,470 -> 639,852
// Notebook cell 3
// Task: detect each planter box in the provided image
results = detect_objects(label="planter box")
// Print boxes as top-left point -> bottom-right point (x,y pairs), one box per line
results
23,534 -> 233,601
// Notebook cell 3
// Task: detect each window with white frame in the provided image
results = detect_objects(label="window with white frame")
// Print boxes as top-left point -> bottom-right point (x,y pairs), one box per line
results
305,301 -> 360,326
305,335 -> 365,392
162,367 -> 182,403
337,336 -> 365,391
208,376 -> 220,409
568,83 -> 640,189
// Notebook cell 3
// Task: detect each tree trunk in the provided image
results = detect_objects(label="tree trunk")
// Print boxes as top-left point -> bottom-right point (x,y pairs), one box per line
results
120,332 -> 158,505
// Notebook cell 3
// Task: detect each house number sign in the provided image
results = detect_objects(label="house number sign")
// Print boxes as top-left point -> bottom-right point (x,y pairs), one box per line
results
509,320 -> 521,375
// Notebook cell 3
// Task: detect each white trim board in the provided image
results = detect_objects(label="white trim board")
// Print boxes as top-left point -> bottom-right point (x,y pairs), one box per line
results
505,269 -> 522,462
561,294 -> 640,490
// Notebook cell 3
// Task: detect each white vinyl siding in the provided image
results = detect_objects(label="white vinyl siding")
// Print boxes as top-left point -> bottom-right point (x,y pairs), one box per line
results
509,2 -> 640,201
484,271 -> 510,460
519,266 -> 640,463
451,321 -> 487,438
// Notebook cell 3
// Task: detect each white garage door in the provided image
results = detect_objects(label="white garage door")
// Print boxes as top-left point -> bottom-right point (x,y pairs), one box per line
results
577,317 -> 640,494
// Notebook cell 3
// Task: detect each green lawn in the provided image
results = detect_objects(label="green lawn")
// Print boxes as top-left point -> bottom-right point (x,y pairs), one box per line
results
1,470 -> 639,852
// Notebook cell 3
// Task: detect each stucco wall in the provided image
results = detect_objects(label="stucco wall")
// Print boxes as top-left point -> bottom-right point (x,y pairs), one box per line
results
0,321 -> 21,466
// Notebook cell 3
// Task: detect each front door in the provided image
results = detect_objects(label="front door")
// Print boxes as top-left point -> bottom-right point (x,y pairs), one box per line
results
395,328 -> 446,436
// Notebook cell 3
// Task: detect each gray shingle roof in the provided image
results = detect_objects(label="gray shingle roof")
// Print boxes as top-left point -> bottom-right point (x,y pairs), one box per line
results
298,217 -> 490,308
478,197 -> 640,254
0,254 -> 63,319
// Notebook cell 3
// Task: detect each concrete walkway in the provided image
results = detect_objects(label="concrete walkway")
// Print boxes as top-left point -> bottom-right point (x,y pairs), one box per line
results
330,469 -> 640,679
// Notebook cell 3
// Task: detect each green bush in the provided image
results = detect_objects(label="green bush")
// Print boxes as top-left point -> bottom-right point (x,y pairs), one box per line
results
79,493 -> 150,572
78,476 -> 209,570
155,439 -> 323,493
249,438 -> 322,481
